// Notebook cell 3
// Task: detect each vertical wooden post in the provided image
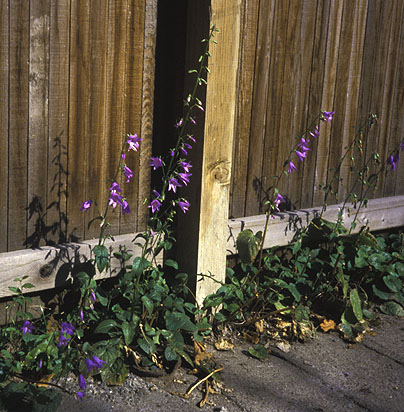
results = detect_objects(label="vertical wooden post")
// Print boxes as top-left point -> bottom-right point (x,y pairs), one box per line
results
184,0 -> 242,305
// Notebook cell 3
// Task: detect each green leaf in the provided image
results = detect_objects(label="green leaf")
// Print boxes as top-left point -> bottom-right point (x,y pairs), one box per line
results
337,265 -> 348,299
236,229 -> 260,264
94,319 -> 119,334
295,304 -> 310,322
141,295 -> 154,316
383,275 -> 402,293
350,288 -> 363,322
288,283 -> 301,303
132,256 -> 150,277
248,344 -> 268,360
121,321 -> 135,345
164,345 -> 179,361
22,283 -> 35,289
372,285 -> 390,300
165,259 -> 178,270
165,311 -> 197,332
93,245 -> 109,273
380,301 -> 404,317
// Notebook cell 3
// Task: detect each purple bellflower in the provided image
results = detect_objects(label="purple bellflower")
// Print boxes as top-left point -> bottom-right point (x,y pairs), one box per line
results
149,157 -> 163,170
180,161 -> 192,173
124,166 -> 134,183
149,198 -> 162,214
178,172 -> 192,186
21,320 -> 34,335
58,322 -> 74,347
85,355 -> 107,372
168,178 -> 182,193
80,200 -> 92,212
178,199 -> 190,213
126,134 -> 142,152
322,111 -> 335,122
288,161 -> 297,173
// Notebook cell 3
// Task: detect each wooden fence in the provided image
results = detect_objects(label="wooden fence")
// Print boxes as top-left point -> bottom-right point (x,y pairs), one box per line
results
1,0 -> 404,304
0,0 -> 157,253
231,0 -> 404,218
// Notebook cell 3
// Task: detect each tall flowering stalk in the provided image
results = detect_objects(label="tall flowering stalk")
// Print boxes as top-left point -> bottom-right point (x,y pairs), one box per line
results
257,111 -> 334,267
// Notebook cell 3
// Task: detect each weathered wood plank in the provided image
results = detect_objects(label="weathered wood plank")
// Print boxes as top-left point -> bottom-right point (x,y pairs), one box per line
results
104,0 -> 129,236
0,0 -> 9,252
244,0 -> 276,216
27,0 -> 50,247
67,0 -> 90,241
376,0 -> 403,198
302,0 -> 330,208
230,0 -> 259,219
194,0 -> 242,304
85,0 -> 109,240
227,195 -> 404,255
312,0 -> 343,206
47,0 -> 70,244
120,0 -> 146,234
0,233 -> 159,299
137,0 -> 157,231
8,0 -> 30,251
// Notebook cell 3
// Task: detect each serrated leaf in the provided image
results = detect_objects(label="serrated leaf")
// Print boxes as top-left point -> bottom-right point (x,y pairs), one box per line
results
350,288 -> 363,322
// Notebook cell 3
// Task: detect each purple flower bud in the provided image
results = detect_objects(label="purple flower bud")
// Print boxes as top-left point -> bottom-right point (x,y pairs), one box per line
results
121,199 -> 131,214
78,374 -> 87,390
124,166 -> 134,183
80,310 -> 84,322
109,182 -> 122,193
20,320 -> 34,335
322,111 -> 335,122
296,150 -> 307,162
76,391 -> 85,400
288,161 -> 297,173
80,200 -> 92,212
90,291 -> 96,303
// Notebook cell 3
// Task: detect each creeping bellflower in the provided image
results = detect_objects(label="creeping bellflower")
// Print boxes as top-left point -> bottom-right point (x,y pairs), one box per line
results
178,199 -> 190,213
288,161 -> 297,173
20,320 -> 34,335
80,200 -> 92,212
322,111 -> 335,122
149,157 -> 163,170
178,172 -> 192,186
126,134 -> 142,152
149,198 -> 162,214
78,374 -> 87,390
124,166 -> 134,183
180,161 -> 192,173
168,178 -> 182,193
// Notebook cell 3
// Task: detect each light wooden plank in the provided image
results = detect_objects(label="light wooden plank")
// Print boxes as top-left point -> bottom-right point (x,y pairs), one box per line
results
230,0 -> 259,219
120,0 -> 146,234
103,0 -> 129,236
47,0 -> 70,244
0,0 -> 9,252
194,0 -> 242,304
0,233 -> 161,298
85,0 -> 109,240
8,0 -> 30,251
27,0 -> 50,247
227,195 -> 404,255
137,0 -> 157,231
301,0 -> 330,208
67,0 -> 90,241
244,0 -> 276,216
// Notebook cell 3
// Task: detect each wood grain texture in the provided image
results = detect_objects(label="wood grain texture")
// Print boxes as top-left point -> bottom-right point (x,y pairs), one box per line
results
28,0 -> 50,246
0,233 -> 161,299
195,0 -> 242,304
47,0 -> 70,244
85,0 -> 108,240
230,0 -> 259,218
0,0 -> 9,252
228,195 -> 404,254
120,0 -> 145,235
8,0 -> 29,251
244,0 -> 276,216
67,0 -> 90,241
104,0 -> 129,236
138,0 -> 157,231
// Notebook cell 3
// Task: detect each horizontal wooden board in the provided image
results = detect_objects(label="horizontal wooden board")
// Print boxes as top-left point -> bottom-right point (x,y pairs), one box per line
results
227,195 -> 404,254
0,233 -> 162,299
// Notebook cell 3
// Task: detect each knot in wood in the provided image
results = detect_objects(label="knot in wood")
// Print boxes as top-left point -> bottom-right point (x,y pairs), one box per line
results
40,262 -> 53,278
209,160 -> 231,185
